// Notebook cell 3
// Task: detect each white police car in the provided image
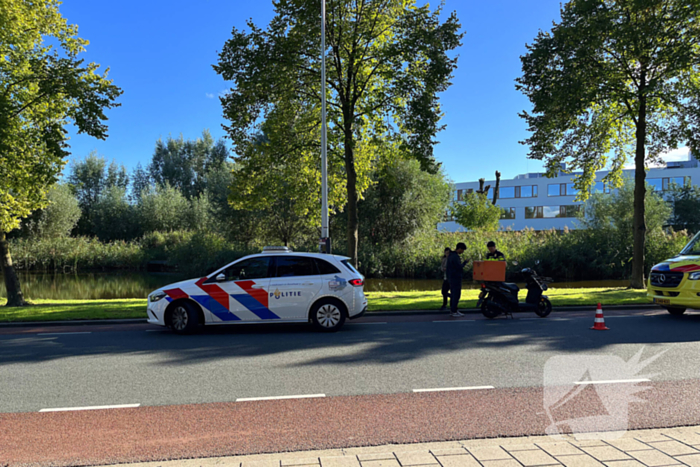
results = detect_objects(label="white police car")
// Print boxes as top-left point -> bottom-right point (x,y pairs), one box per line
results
147,247 -> 368,334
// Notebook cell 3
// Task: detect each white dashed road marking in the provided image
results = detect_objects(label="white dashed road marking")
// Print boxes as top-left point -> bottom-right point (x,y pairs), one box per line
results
413,386 -> 495,393
40,403 -> 140,412
236,394 -> 326,402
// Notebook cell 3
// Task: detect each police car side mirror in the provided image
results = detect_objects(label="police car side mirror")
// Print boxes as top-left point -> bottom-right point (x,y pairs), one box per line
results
216,273 -> 226,282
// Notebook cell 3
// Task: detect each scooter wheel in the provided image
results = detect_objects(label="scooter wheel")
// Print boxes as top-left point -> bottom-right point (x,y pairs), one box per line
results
535,298 -> 552,318
481,300 -> 500,319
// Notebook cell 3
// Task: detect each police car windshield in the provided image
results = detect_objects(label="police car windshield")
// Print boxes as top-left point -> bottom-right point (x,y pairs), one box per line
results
681,232 -> 700,256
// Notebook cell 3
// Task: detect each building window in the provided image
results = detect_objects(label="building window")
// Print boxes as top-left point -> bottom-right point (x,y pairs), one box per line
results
548,183 -> 578,196
501,208 -> 516,220
560,205 -> 581,218
543,206 -> 560,218
456,189 -> 464,201
519,185 -> 538,198
525,205 -> 581,219
500,186 -> 515,199
501,185 -> 537,199
648,177 -> 688,192
525,206 -> 543,219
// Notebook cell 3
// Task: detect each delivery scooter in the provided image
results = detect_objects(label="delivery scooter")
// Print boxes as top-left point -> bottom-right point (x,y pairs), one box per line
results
477,261 -> 553,319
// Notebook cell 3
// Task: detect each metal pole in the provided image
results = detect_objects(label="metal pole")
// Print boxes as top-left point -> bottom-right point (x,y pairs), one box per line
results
320,0 -> 330,253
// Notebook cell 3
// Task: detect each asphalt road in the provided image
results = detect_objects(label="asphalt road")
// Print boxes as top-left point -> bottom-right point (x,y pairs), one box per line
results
1,310 -> 698,414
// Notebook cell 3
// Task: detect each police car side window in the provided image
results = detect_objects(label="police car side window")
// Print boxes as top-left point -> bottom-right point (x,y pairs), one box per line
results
225,257 -> 271,281
274,256 -> 318,277
315,258 -> 340,275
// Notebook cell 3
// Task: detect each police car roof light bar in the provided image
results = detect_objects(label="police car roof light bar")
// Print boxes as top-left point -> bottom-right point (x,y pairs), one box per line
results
262,246 -> 292,252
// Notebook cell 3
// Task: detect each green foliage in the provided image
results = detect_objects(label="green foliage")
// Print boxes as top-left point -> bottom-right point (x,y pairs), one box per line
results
214,0 -> 463,262
668,181 -> 700,235
0,0 -> 122,233
68,152 -> 129,235
91,186 -> 138,242
357,159 -> 452,246
451,192 -> 503,232
357,228 -> 689,281
148,130 -> 229,199
577,178 -> 672,269
517,0 -> 700,193
19,184 -> 81,238
137,184 -> 191,233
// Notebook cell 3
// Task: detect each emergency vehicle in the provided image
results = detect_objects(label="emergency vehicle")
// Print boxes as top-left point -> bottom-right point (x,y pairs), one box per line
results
147,247 -> 368,333
647,231 -> 700,315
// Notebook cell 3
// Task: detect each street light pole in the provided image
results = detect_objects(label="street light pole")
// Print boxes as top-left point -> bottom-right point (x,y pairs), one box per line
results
320,0 -> 330,254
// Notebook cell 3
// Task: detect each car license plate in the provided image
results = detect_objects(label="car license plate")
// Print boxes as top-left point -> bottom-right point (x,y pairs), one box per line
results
654,298 -> 671,306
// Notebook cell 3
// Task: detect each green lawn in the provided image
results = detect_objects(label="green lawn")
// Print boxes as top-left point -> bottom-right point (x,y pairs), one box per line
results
0,299 -> 147,322
367,287 -> 649,311
0,287 -> 650,322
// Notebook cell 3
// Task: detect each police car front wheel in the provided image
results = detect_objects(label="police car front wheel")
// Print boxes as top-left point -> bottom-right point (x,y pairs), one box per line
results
169,302 -> 200,334
311,299 -> 346,332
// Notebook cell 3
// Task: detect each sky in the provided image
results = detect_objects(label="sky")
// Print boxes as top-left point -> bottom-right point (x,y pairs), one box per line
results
60,0 -> 692,185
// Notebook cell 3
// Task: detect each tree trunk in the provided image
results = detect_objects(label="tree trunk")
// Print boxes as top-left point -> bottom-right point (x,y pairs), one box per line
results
492,171 -> 501,205
344,127 -> 359,267
630,73 -> 648,289
1,232 -> 28,307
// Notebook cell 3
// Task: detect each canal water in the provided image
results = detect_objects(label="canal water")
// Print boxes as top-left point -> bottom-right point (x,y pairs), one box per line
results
0,272 -> 630,300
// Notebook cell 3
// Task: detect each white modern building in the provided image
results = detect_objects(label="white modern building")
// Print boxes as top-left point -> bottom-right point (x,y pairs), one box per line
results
438,156 -> 700,232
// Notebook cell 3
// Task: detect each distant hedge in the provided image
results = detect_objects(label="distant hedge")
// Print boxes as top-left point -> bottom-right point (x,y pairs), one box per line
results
8,227 -> 691,282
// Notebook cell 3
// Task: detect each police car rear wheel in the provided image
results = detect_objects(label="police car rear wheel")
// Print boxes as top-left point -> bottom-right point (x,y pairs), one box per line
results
311,299 -> 346,332
169,302 -> 199,334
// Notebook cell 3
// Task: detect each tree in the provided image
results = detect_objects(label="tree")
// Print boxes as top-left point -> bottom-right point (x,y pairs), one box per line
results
214,0 -> 462,265
452,192 -> 504,232
91,186 -> 138,241
130,162 -> 152,203
668,181 -> 700,234
68,152 -> 128,235
19,184 -> 81,239
0,0 -> 121,305
359,158 -> 451,246
517,0 -> 700,288
228,100 -> 346,248
579,177 -> 672,273
137,184 -> 191,234
148,130 -> 229,199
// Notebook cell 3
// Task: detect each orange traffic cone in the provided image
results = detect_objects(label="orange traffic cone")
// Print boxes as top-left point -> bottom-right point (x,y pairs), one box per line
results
591,303 -> 609,330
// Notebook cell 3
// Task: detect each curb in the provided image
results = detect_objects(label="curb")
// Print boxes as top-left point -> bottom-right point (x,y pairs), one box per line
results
0,304 -> 662,328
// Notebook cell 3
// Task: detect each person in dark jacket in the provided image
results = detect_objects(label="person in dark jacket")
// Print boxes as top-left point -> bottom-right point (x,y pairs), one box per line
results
446,242 -> 468,317
440,247 -> 451,311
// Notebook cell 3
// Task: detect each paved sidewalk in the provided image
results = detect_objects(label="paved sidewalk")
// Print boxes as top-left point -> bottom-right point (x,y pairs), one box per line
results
113,425 -> 700,467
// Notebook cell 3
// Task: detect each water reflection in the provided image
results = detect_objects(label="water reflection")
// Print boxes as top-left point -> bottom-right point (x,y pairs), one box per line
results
0,272 -> 631,300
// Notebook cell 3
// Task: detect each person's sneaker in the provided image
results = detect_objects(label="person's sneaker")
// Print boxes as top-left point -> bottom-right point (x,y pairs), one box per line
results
451,311 -> 464,317
440,306 -> 447,311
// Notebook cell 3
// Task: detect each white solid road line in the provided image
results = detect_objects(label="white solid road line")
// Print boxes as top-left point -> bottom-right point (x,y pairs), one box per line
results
575,378 -> 651,385
39,403 -> 140,412
413,386 -> 495,393
37,332 -> 92,336
236,394 -> 326,402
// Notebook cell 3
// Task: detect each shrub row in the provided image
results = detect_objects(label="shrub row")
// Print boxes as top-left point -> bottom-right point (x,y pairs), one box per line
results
8,228 -> 692,282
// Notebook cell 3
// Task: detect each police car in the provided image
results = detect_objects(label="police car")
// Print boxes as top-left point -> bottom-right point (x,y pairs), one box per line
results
147,247 -> 368,334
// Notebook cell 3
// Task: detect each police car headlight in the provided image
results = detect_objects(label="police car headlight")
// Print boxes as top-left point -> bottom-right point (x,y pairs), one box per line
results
149,292 -> 167,302
689,272 -> 700,281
